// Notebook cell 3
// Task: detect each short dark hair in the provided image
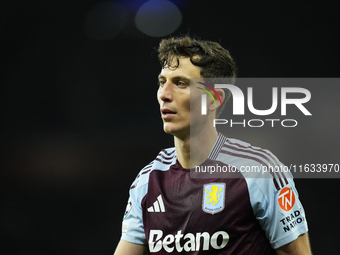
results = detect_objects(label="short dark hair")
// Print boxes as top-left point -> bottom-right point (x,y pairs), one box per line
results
157,35 -> 237,116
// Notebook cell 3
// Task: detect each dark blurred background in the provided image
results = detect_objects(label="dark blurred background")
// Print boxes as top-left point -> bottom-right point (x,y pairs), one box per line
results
1,0 -> 339,254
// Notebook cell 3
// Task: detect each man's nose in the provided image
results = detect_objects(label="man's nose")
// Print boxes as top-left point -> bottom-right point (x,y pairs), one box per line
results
159,82 -> 173,102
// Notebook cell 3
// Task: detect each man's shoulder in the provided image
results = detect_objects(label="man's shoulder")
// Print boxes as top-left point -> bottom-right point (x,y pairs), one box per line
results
224,136 -> 274,154
130,147 -> 176,191
149,147 -> 176,169
216,134 -> 292,191
217,135 -> 282,168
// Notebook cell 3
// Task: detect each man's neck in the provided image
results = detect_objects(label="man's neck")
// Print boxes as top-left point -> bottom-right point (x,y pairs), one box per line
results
174,128 -> 219,169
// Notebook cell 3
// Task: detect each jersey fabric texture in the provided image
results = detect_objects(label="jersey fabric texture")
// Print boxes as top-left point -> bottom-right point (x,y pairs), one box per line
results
121,133 -> 308,254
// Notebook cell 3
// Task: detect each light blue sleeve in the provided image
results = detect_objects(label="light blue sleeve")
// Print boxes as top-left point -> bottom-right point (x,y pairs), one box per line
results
120,177 -> 149,245
247,177 -> 309,249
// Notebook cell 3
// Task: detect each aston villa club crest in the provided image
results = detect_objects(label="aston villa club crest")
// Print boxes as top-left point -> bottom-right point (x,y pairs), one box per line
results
202,183 -> 225,214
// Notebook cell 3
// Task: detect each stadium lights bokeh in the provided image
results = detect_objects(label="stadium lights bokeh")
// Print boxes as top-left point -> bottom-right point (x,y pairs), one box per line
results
135,0 -> 182,37
84,0 -> 182,40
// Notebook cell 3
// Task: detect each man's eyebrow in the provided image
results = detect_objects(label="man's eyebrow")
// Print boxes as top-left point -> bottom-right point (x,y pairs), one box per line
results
158,75 -> 191,81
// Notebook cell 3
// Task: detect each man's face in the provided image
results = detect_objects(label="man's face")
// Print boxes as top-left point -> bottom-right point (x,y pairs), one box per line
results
157,57 -> 202,138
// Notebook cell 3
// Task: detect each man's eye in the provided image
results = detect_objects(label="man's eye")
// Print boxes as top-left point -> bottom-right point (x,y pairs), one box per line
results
158,81 -> 165,87
177,81 -> 187,87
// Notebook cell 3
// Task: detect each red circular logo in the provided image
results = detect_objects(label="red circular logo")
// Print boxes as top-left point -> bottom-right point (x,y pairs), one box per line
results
278,187 -> 295,211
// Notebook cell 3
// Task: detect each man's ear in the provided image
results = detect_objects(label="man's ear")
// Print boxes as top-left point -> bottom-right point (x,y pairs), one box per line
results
209,89 -> 225,111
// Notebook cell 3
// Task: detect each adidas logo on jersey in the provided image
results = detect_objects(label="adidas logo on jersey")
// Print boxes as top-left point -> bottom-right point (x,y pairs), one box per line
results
147,195 -> 165,212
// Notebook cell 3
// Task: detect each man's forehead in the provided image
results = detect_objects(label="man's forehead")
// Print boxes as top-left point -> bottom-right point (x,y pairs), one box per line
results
158,57 -> 201,79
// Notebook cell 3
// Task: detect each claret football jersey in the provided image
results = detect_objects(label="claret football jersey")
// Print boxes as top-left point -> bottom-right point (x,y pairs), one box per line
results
121,133 -> 308,254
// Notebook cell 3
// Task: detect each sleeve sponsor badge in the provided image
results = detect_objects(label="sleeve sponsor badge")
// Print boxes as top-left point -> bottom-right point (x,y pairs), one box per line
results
278,187 -> 295,211
122,222 -> 129,234
202,183 -> 225,214
123,197 -> 132,219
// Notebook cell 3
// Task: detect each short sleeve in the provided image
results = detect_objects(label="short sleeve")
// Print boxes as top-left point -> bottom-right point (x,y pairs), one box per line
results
248,177 -> 309,249
120,188 -> 147,245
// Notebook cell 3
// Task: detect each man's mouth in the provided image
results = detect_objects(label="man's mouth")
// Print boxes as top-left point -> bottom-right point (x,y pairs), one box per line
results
161,108 -> 176,119
161,108 -> 176,114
